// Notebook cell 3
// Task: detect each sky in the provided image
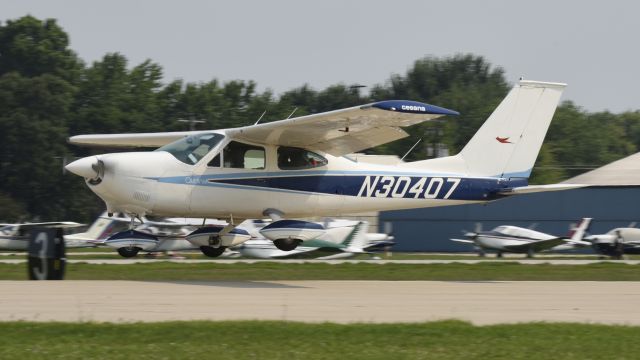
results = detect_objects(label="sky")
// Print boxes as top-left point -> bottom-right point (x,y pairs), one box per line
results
2,0 -> 638,113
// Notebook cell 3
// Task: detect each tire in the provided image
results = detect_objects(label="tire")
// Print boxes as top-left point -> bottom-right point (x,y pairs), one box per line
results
117,247 -> 140,258
274,238 -> 301,251
200,246 -> 227,258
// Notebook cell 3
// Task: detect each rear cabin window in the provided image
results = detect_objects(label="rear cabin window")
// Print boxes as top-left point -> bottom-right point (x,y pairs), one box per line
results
223,141 -> 265,169
278,147 -> 328,170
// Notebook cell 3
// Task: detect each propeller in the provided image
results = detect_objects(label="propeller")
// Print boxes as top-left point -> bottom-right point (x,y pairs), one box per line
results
65,155 -> 104,184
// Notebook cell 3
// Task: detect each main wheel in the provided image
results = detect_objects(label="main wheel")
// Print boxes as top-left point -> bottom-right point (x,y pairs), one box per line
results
117,247 -> 140,258
200,246 -> 227,258
274,238 -> 302,251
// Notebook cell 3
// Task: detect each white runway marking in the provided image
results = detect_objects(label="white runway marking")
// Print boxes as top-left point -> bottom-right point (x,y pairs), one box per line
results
0,281 -> 639,325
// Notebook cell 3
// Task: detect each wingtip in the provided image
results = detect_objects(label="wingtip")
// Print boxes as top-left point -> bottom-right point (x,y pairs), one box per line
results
370,100 -> 459,116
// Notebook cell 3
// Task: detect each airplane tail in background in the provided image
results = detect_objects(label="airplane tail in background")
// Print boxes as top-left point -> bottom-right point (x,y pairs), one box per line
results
404,80 -> 567,180
567,218 -> 592,244
342,221 -> 370,253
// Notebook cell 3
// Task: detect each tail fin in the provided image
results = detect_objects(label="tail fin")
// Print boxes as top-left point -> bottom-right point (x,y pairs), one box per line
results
404,80 -> 566,179
343,221 -> 370,253
567,218 -> 592,243
460,80 -> 566,178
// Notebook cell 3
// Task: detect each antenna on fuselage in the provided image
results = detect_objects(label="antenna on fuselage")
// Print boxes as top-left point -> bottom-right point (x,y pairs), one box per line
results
254,110 -> 267,125
401,138 -> 423,161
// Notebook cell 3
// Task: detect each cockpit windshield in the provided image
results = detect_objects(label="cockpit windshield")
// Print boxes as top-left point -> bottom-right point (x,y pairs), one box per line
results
155,133 -> 224,165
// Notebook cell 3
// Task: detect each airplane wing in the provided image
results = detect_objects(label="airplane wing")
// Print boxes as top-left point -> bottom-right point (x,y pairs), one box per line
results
450,238 -> 475,244
504,238 -> 567,253
10,222 -> 84,229
68,131 -> 205,148
226,101 -> 458,156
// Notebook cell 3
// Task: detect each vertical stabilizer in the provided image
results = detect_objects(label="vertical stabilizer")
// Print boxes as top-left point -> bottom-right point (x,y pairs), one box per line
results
343,221 -> 370,253
458,80 -> 566,178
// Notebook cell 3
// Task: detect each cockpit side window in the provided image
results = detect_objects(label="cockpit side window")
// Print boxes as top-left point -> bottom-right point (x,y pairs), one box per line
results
277,147 -> 328,170
223,141 -> 265,169
156,133 -> 224,165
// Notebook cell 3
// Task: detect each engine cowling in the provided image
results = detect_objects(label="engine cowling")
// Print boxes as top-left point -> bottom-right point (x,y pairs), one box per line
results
259,220 -> 326,247
186,226 -> 251,248
104,230 -> 159,251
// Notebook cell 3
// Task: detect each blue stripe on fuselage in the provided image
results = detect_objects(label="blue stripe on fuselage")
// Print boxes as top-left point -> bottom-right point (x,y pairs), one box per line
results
150,173 -> 527,201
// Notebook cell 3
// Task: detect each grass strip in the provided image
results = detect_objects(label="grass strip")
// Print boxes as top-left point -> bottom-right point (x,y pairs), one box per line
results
0,320 -> 638,359
0,261 -> 639,281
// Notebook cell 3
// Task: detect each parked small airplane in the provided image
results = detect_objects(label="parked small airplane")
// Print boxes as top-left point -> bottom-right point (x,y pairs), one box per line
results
450,218 -> 592,257
76,213 -> 233,257
66,80 -> 582,255
0,222 -> 84,250
237,219 -> 394,259
584,225 -> 640,259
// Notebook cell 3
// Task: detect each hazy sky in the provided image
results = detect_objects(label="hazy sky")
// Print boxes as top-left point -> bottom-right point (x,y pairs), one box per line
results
2,0 -> 638,112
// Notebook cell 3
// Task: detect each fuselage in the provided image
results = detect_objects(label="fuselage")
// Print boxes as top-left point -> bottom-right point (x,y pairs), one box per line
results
74,130 -> 524,219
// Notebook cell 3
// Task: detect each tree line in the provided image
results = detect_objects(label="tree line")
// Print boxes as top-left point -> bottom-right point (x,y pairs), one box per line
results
1,15 -> 639,222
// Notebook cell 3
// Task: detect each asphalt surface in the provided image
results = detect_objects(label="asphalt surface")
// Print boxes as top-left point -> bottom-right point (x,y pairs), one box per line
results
0,280 -> 639,325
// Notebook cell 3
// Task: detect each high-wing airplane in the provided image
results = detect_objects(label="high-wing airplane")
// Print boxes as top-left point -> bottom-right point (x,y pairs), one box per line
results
237,219 -> 394,259
584,225 -> 640,259
65,80 -> 583,255
451,218 -> 592,257
0,222 -> 84,250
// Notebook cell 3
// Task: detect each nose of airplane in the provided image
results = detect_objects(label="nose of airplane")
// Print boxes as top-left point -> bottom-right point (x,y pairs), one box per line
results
65,156 -> 100,179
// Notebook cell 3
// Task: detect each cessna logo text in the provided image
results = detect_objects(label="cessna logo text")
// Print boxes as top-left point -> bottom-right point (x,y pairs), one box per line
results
357,176 -> 461,199
401,105 -> 426,112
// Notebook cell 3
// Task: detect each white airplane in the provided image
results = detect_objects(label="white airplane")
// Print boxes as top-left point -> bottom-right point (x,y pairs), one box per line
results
72,212 -> 235,257
0,221 -> 84,250
451,218 -> 592,257
65,80 -> 583,255
584,225 -> 640,259
237,219 -> 394,259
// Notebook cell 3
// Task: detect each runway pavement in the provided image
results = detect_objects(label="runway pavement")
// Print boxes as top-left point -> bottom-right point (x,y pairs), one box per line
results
0,280 -> 639,325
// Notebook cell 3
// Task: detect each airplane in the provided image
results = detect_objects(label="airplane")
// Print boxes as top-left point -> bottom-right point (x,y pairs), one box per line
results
72,212 -> 237,257
237,219 -> 394,259
65,79 -> 583,256
584,224 -> 640,259
0,221 -> 85,251
450,218 -> 592,257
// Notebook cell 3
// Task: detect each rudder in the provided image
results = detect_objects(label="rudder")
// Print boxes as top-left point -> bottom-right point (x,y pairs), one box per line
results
459,80 -> 566,178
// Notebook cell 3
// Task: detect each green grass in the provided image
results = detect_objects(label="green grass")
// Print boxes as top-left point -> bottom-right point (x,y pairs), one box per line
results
0,320 -> 638,359
1,261 -> 640,281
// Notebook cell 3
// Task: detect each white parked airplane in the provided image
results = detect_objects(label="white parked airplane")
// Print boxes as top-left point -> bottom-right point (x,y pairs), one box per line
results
66,80 -> 582,255
451,218 -> 592,257
0,222 -> 84,250
584,225 -> 640,259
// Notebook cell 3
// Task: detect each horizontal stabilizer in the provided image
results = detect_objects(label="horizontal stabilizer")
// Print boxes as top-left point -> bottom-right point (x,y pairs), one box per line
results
499,184 -> 587,195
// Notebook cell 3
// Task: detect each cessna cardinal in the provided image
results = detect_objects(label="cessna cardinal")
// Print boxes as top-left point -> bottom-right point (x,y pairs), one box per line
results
66,80 -> 583,255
